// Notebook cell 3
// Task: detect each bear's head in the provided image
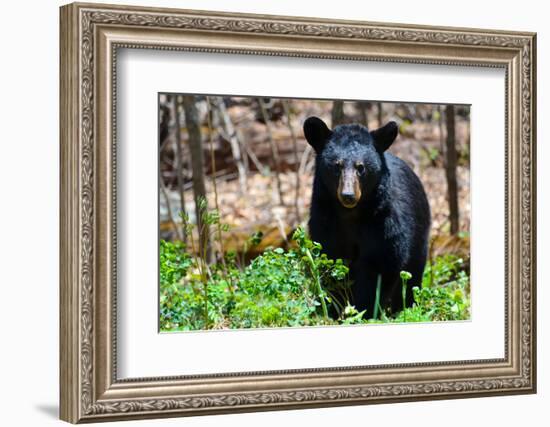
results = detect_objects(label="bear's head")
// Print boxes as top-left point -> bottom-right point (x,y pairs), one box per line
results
303,116 -> 398,209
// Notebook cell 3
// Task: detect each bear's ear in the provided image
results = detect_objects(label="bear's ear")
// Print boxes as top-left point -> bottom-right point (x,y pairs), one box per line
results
370,121 -> 398,153
303,116 -> 332,153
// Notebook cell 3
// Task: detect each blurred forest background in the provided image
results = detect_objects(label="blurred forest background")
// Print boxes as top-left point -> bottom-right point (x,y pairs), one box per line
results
159,95 -> 471,331
159,95 -> 470,258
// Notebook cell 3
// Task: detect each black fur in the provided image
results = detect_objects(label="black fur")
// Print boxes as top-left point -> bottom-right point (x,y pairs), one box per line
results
304,117 -> 431,317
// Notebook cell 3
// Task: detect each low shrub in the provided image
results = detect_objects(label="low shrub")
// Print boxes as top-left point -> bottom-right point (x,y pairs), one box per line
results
160,228 -> 470,331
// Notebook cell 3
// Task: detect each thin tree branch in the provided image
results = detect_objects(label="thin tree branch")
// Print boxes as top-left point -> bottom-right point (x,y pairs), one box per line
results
205,97 -> 231,288
282,100 -> 301,225
173,95 -> 187,243
258,98 -> 285,205
212,97 -> 247,193
159,168 -> 183,241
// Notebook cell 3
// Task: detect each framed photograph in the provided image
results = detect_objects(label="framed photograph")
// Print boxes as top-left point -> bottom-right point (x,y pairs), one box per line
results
60,2 -> 537,423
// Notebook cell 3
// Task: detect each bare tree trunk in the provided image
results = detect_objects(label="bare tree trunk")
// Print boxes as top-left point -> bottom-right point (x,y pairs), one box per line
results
445,104 -> 459,235
258,98 -> 285,205
212,97 -> 247,193
331,100 -> 345,127
173,95 -> 187,243
159,170 -> 183,241
159,95 -> 183,241
358,101 -> 370,127
159,102 -> 171,146
298,145 -> 313,178
282,100 -> 301,224
237,128 -> 250,175
182,95 -> 210,259
377,101 -> 383,127
437,105 -> 446,160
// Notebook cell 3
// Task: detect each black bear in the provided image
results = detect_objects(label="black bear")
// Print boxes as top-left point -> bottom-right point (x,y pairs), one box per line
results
303,116 -> 431,317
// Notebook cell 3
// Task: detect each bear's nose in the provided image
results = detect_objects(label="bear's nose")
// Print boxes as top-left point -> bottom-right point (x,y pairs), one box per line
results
341,192 -> 356,204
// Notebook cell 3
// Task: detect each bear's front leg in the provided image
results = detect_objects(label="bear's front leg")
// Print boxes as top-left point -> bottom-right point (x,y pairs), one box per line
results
351,261 -> 379,318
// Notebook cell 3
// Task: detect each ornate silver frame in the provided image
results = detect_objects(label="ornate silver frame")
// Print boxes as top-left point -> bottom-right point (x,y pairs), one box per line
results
60,2 -> 536,423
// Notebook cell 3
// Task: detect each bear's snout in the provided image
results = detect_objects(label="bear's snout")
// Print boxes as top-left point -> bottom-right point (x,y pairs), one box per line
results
337,168 -> 361,208
340,192 -> 356,205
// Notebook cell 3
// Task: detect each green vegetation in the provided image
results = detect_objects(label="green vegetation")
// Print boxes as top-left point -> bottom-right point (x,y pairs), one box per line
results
160,202 -> 470,332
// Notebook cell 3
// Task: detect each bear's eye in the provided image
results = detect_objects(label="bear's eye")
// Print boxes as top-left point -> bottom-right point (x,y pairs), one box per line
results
355,163 -> 365,174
